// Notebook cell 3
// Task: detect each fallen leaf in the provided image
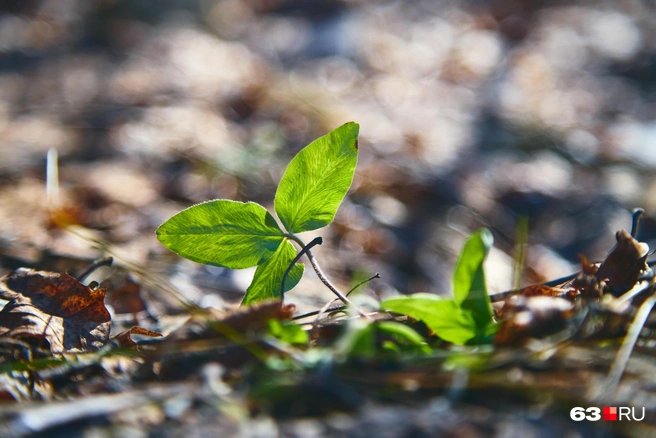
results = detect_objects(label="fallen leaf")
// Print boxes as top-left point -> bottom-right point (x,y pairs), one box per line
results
0,268 -> 111,354
595,230 -> 650,296
517,284 -> 577,299
570,254 -> 603,298
106,277 -> 147,316
495,295 -> 576,345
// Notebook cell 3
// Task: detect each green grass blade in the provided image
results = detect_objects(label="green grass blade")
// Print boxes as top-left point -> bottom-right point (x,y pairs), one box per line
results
452,229 -> 494,335
157,200 -> 285,269
512,217 -> 529,290
274,122 -> 359,233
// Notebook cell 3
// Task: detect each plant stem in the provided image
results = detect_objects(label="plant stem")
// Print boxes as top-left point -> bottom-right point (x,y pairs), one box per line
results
631,208 -> 644,238
286,234 -> 368,317
281,236 -> 323,298
292,307 -> 342,320
77,256 -> 114,282
346,273 -> 381,297
305,248 -> 354,306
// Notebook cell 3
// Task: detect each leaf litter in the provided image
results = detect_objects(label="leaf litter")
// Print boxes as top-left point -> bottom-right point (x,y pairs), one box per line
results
1,216 -> 656,436
0,268 -> 111,354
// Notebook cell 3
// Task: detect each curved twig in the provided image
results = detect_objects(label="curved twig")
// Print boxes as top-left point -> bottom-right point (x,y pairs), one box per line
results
281,236 -> 323,299
77,257 -> 114,282
347,273 -> 381,297
304,247 -> 353,306
285,234 -> 369,317
631,208 -> 645,238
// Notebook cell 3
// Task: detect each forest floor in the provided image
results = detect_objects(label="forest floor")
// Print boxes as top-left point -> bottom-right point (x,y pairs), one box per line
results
1,1 -> 656,437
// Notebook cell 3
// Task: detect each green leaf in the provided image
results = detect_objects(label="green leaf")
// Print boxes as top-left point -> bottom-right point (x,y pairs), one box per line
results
335,319 -> 376,359
381,293 -> 476,345
157,200 -> 286,269
267,319 -> 308,345
452,229 -> 494,334
484,320 -> 501,339
443,348 -> 494,370
275,122 -> 359,233
242,239 -> 304,304
380,230 -> 496,346
377,321 -> 431,354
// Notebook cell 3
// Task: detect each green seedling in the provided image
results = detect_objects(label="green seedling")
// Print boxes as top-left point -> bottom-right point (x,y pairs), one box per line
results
157,122 -> 359,305
381,229 -> 497,345
335,319 -> 431,360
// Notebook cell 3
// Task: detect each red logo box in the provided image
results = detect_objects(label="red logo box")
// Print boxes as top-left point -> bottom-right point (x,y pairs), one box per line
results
603,407 -> 617,421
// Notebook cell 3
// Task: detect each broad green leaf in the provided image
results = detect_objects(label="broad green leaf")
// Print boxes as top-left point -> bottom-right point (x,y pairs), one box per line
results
242,239 -> 304,304
275,122 -> 359,233
452,229 -> 494,334
157,200 -> 285,269
381,293 -> 476,345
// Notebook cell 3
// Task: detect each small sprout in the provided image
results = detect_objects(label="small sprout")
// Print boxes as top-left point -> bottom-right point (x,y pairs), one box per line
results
157,123 -> 359,305
381,229 -> 496,345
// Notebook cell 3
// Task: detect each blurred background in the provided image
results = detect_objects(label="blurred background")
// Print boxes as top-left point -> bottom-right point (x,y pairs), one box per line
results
0,0 -> 655,316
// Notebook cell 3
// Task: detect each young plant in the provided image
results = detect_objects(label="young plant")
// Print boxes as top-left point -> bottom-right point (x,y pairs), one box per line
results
157,122 -> 359,305
381,229 -> 497,345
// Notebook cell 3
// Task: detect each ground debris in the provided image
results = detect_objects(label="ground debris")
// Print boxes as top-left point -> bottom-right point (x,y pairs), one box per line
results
0,268 -> 110,354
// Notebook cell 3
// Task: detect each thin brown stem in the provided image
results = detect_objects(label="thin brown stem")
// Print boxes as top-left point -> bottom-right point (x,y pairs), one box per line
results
346,273 -> 381,297
77,256 -> 114,282
304,248 -> 353,306
281,236 -> 323,298
286,233 -> 368,318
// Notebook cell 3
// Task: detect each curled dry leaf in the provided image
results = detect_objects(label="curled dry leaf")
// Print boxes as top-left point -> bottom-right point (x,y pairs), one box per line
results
570,254 -> 602,298
496,228 -> 651,307
570,230 -> 650,299
595,230 -> 650,296
494,226 -> 652,345
0,268 -> 111,354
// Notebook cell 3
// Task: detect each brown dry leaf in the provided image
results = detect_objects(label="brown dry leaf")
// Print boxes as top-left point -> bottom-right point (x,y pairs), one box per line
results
0,268 -> 111,354
113,326 -> 162,348
106,277 -> 147,315
495,295 -> 576,345
570,254 -> 603,298
491,283 -> 578,306
595,230 -> 650,296
502,230 -> 650,305
517,284 -> 576,299
494,227 -> 651,344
